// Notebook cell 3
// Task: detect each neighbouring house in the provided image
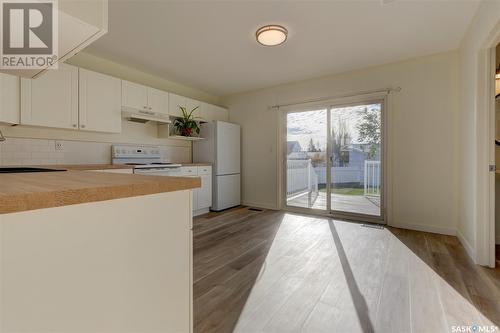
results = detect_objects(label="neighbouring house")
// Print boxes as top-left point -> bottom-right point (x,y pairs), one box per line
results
287,141 -> 310,160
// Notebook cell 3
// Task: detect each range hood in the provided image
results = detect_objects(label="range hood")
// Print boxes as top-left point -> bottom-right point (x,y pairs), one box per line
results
122,108 -> 172,124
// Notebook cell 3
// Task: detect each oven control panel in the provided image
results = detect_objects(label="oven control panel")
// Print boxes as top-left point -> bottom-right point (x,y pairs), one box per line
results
112,145 -> 161,158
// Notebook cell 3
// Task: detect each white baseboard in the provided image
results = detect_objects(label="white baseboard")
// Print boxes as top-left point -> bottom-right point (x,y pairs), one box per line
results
193,208 -> 210,216
242,201 -> 279,210
389,222 -> 456,236
456,228 -> 476,261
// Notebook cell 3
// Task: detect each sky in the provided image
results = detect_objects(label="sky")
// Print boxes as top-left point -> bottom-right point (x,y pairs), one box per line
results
286,103 -> 381,151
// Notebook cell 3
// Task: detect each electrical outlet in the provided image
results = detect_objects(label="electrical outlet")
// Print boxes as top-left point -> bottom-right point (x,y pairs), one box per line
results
55,141 -> 64,151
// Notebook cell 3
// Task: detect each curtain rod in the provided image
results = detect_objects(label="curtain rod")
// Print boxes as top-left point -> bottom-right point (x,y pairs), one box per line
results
269,87 -> 402,110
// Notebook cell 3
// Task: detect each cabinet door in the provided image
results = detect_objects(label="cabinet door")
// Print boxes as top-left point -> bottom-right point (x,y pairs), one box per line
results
169,93 -> 186,117
181,166 -> 200,211
79,69 -> 122,133
192,188 -> 199,211
122,80 -> 148,111
21,64 -> 78,129
198,174 -> 212,210
186,98 -> 203,120
147,88 -> 168,115
0,73 -> 19,124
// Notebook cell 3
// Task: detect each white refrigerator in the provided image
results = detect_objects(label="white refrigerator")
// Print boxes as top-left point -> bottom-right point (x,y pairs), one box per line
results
193,121 -> 241,211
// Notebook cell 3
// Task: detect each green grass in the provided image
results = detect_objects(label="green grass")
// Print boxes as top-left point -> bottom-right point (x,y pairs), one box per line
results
319,187 -> 364,196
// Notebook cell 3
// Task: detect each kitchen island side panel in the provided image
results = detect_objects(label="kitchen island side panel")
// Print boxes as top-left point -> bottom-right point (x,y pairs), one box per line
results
0,191 -> 192,333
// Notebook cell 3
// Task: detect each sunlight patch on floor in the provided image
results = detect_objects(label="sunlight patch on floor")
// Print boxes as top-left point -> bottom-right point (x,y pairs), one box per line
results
233,213 -> 498,333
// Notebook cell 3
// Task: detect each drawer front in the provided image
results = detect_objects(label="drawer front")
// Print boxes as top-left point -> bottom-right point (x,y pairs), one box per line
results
197,166 -> 212,175
181,166 -> 198,176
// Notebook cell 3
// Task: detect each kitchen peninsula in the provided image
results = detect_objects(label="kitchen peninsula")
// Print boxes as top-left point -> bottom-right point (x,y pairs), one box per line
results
0,169 -> 198,332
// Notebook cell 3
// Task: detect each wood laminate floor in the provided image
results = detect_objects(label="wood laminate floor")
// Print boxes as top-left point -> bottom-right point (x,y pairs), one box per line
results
193,207 -> 500,333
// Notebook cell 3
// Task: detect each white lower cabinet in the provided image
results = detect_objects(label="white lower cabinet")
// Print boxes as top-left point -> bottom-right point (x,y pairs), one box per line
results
181,165 -> 212,215
198,174 -> 212,209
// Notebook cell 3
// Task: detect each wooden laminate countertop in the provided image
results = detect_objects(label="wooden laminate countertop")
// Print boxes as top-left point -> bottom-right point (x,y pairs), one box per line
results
0,170 -> 200,214
44,163 -> 213,169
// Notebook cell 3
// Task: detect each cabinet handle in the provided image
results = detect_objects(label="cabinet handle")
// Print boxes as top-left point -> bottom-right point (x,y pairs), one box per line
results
149,107 -> 152,110
72,124 -> 77,128
143,106 -> 148,109
80,125 -> 86,128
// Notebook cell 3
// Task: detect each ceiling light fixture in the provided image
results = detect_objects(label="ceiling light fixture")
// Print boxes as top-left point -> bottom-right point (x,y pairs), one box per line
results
256,25 -> 288,46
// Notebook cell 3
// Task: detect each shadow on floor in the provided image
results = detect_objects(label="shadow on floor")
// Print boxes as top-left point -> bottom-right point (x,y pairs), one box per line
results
387,227 -> 500,326
328,220 -> 375,333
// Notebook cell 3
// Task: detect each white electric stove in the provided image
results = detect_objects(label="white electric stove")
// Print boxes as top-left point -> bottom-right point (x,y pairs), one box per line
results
112,145 -> 182,176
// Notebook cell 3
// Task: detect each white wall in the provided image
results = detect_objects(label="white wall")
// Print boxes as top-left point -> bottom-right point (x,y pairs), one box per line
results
225,51 -> 459,234
0,137 -> 191,166
457,0 -> 500,263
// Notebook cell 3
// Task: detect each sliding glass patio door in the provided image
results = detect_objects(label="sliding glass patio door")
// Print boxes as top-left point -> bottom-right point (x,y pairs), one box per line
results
284,101 -> 384,222
285,108 -> 328,211
328,102 -> 383,221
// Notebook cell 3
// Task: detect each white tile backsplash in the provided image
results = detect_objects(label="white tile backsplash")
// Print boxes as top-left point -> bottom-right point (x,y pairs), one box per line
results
0,138 -> 191,166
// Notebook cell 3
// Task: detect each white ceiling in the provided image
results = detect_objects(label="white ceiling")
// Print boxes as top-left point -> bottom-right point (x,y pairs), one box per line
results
86,0 -> 479,96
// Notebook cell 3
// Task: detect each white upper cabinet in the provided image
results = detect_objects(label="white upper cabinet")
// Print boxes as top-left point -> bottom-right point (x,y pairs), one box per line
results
122,80 -> 148,111
0,0 -> 108,79
0,73 -> 20,125
169,93 -> 187,117
147,88 -> 169,115
168,94 -> 222,122
122,81 -> 168,115
204,104 -> 228,122
186,98 -> 204,120
79,68 -> 122,133
21,64 -> 78,129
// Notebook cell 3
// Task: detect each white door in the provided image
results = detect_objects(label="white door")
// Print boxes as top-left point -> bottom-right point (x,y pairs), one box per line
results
79,69 -> 122,133
216,121 -> 241,175
21,64 -> 78,129
122,80 -> 148,112
169,93 -> 186,117
147,88 -> 168,115
0,73 -> 19,124
214,174 -> 241,211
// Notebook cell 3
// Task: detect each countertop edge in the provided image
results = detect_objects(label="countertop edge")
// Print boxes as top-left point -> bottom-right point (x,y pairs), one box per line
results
0,171 -> 201,215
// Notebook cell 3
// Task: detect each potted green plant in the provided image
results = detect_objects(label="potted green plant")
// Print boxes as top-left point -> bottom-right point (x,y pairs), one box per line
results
173,106 -> 201,137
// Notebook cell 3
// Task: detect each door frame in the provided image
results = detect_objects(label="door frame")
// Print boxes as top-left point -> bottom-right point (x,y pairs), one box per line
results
482,30 -> 500,267
277,92 -> 389,224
